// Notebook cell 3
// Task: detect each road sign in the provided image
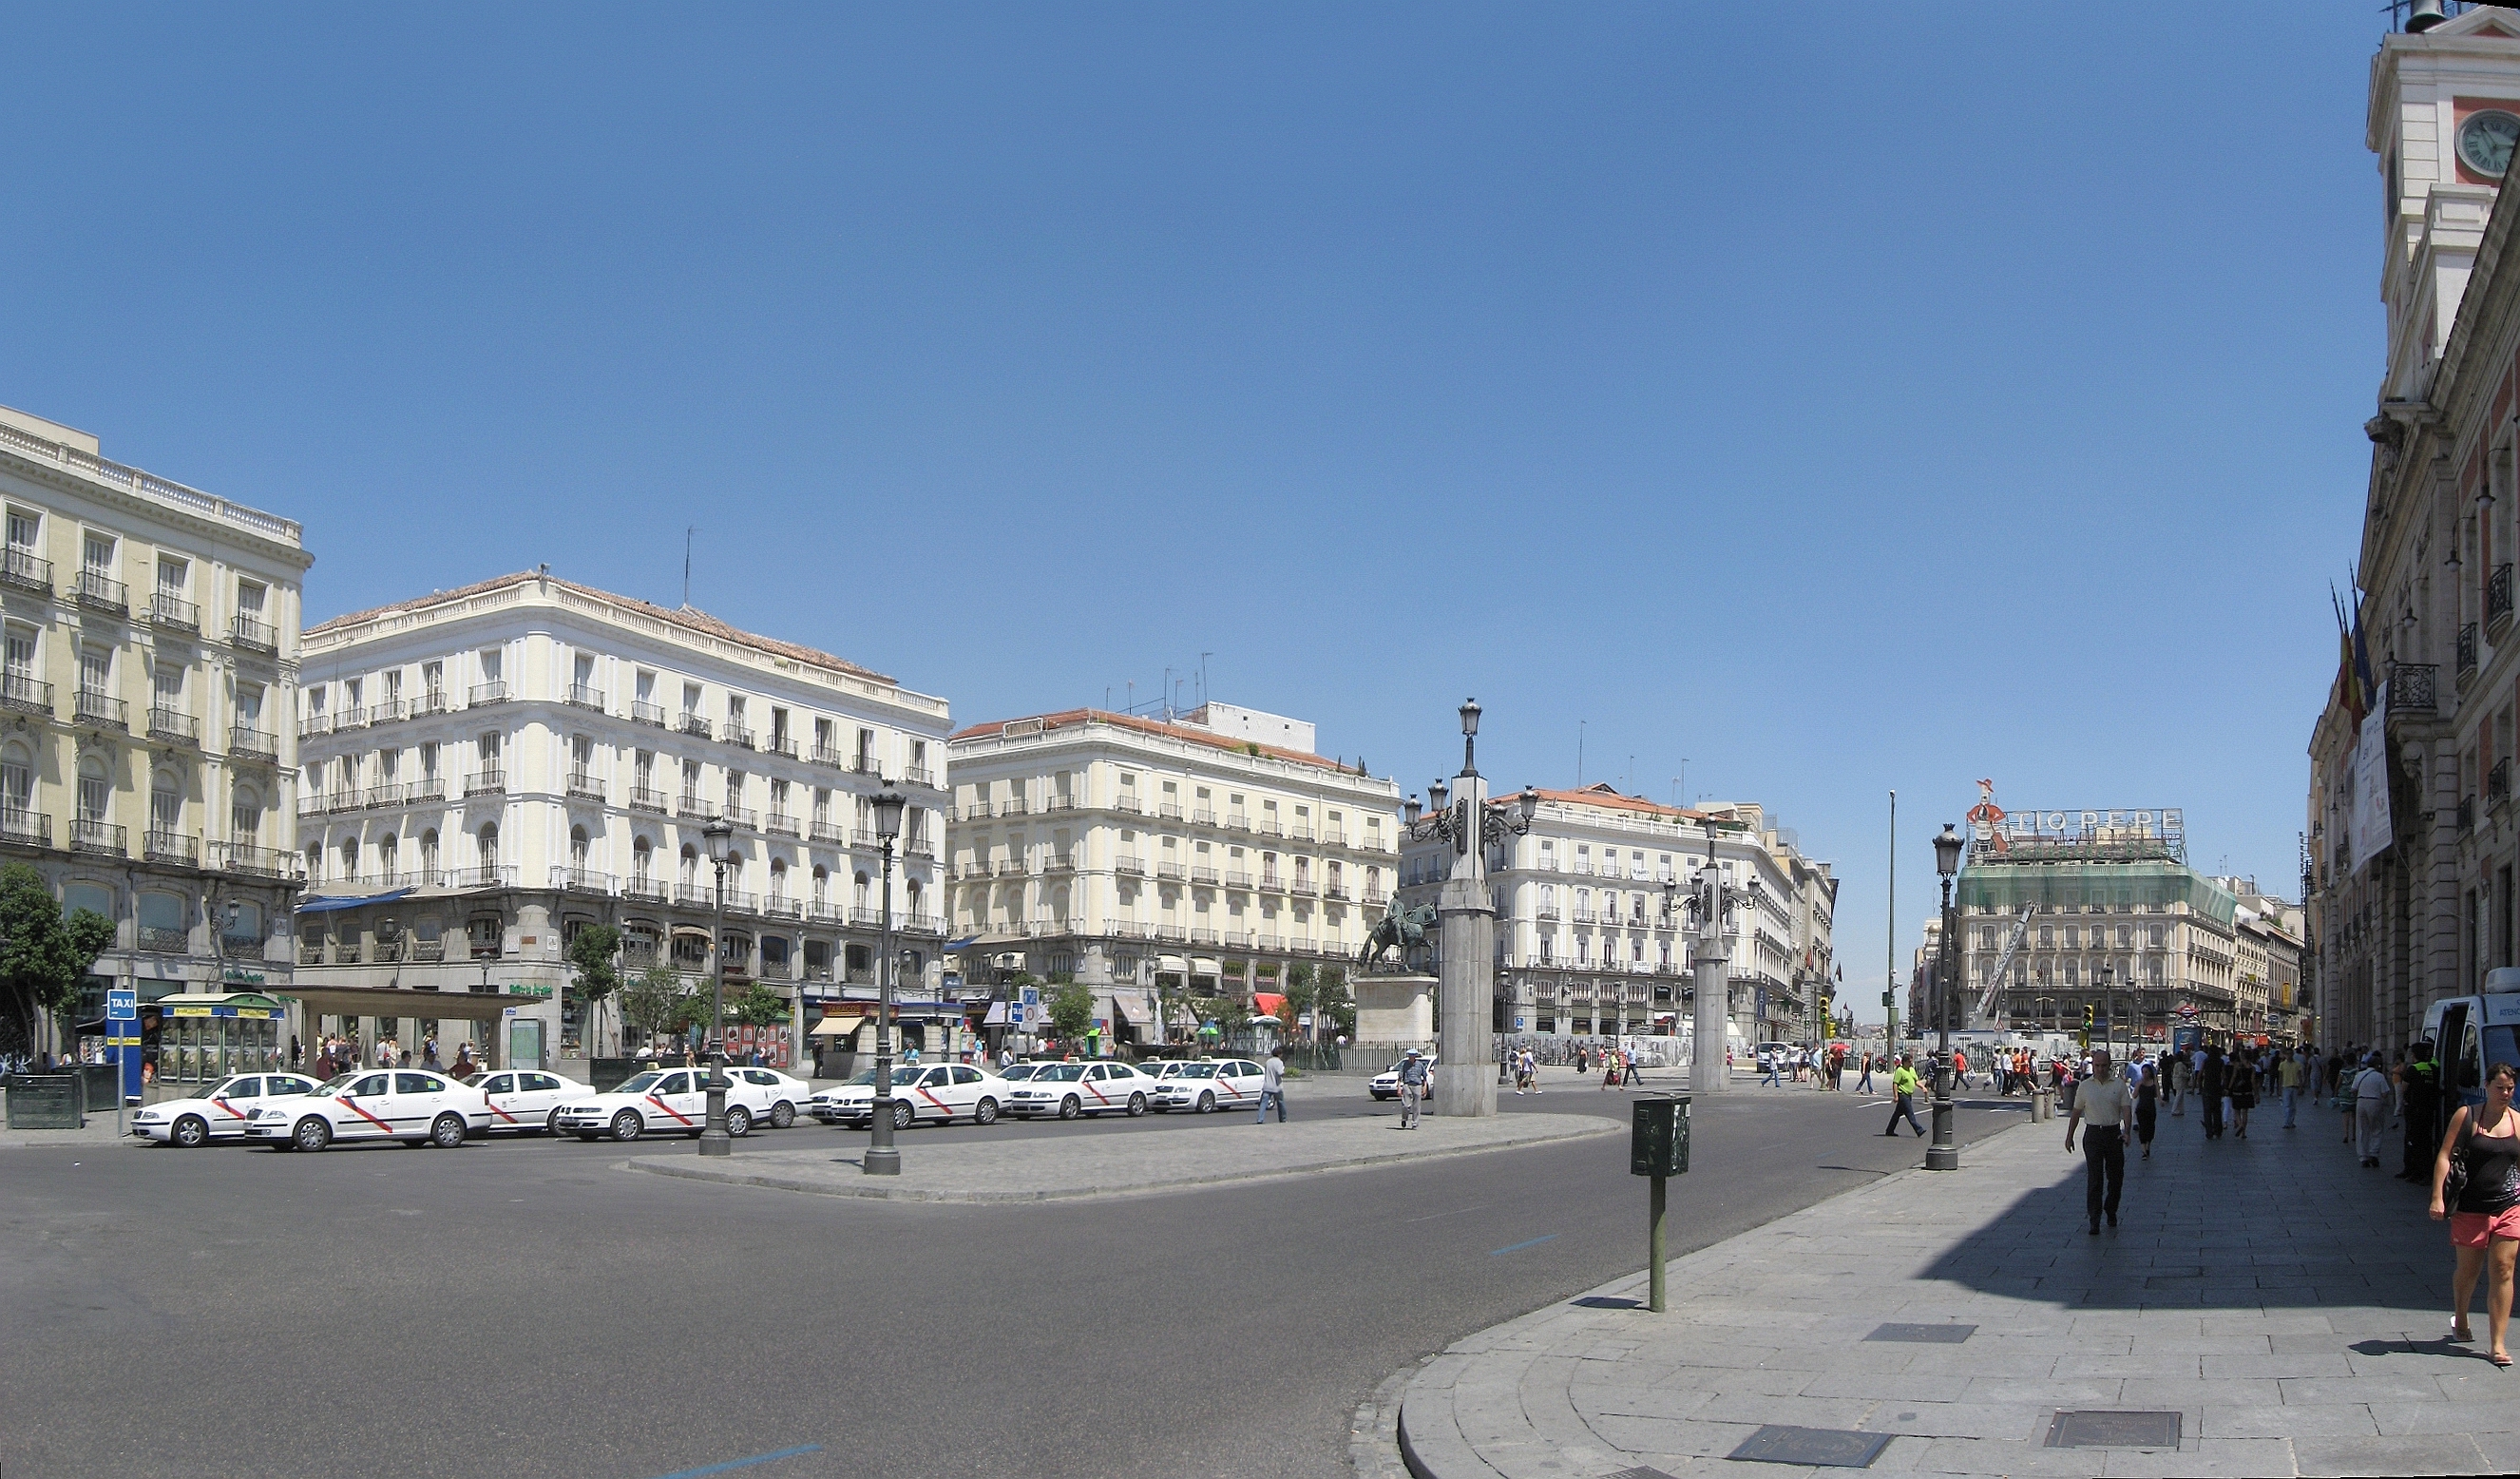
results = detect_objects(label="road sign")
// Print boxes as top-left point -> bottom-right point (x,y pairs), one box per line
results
2177,1003 -> 2198,1020
105,989 -> 137,1021
1021,986 -> 1040,1008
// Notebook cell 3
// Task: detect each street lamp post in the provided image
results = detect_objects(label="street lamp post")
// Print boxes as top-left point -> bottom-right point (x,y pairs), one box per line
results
698,816 -> 735,1158
1927,822 -> 1963,1171
864,784 -> 907,1176
1400,700 -> 1536,1118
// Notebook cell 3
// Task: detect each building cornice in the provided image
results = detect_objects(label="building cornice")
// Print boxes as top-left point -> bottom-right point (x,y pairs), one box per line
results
0,420 -> 307,564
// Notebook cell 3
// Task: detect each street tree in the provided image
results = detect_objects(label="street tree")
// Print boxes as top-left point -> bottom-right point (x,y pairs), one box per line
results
727,981 -> 790,1028
566,923 -> 622,1057
620,965 -> 698,1051
0,861 -> 116,1055
1046,979 -> 1095,1045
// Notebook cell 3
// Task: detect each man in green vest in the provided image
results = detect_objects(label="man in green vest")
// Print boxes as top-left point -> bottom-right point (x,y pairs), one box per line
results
1881,1054 -> 1924,1137
2399,1039 -> 2442,1182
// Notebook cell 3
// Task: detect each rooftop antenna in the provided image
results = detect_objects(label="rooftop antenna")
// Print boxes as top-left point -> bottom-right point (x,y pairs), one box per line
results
1576,720 -> 1585,787
1199,651 -> 1212,711
683,527 -> 697,608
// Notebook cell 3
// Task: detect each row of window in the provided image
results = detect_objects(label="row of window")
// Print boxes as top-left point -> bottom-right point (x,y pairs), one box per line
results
0,740 -> 269,839
307,653 -> 927,775
1980,923 -> 2172,951
304,822 -> 928,907
4,508 -> 275,627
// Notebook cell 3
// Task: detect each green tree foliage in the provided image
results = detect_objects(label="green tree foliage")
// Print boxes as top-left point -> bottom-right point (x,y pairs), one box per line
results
0,862 -> 115,1051
1314,965 -> 1355,1038
727,981 -> 790,1028
620,965 -> 699,1047
566,923 -> 622,1051
1046,980 -> 1095,1042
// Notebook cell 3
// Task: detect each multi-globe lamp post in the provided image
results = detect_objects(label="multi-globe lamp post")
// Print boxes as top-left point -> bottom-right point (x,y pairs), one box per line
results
1927,821 -> 1963,1172
1401,700 -> 1537,1117
699,814 -> 735,1159
864,784 -> 907,1177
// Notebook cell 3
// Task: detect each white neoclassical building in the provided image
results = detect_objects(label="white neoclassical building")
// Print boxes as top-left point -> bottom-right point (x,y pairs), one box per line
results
944,703 -> 1403,1046
0,402 -> 311,1074
1398,784 -> 1837,1047
291,570 -> 954,1070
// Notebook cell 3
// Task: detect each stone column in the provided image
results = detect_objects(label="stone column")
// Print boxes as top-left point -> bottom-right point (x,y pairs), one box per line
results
1435,773 -> 1497,1118
1691,937 -> 1730,1093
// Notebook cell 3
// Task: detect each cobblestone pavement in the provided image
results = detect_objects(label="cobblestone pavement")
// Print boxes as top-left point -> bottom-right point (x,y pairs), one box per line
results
632,1103 -> 1622,1201
1397,1095 -> 2510,1478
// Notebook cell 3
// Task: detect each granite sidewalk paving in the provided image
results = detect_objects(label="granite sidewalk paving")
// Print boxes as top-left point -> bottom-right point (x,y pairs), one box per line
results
1396,1093 -> 2509,1478
630,1103 -> 1622,1202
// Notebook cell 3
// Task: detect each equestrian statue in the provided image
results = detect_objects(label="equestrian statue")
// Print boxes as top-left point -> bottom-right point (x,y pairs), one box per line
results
1358,901 -> 1438,970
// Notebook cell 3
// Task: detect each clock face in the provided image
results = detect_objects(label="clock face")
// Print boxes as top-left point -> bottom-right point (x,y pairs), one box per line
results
2461,110 -> 2520,180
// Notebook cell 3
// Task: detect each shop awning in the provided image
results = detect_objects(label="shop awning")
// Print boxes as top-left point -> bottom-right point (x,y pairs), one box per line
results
1252,992 -> 1288,1019
296,888 -> 414,914
1191,957 -> 1221,976
1157,954 -> 1189,974
810,1013 -> 867,1037
983,1002 -> 1009,1025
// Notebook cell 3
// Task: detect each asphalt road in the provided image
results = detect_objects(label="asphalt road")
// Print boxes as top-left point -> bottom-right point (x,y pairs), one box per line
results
0,1073 -> 2024,1479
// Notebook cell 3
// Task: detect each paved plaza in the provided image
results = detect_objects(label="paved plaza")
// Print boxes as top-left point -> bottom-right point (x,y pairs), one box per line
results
1396,1094 -> 2506,1478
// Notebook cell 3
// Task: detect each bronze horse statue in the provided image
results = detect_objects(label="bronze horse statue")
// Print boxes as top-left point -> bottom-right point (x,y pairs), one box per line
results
1359,901 -> 1438,969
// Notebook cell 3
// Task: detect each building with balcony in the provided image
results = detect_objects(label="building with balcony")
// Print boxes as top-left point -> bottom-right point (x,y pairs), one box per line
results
1397,784 -> 1835,1047
1950,810 -> 2242,1043
291,570 -> 954,1069
2309,5 -> 2520,1053
944,703 -> 1403,1047
0,402 -> 310,1066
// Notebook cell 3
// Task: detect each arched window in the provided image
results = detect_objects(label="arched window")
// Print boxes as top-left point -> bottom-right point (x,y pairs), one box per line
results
477,823 -> 499,874
419,828 -> 440,880
149,770 -> 181,841
811,863 -> 829,906
76,754 -> 109,829
304,844 -> 322,880
632,836 -> 654,888
377,833 -> 399,884
338,836 -> 359,880
231,781 -> 260,845
769,857 -> 788,903
1538,884 -> 1556,916
679,844 -> 698,889
569,825 -> 589,869
852,870 -> 869,908
0,740 -> 32,815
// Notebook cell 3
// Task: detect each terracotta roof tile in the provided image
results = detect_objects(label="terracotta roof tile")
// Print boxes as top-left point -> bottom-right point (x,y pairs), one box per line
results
950,707 -> 1364,776
306,571 -> 893,684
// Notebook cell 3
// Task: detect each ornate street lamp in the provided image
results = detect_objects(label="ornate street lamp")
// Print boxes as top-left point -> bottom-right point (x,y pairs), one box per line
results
699,815 -> 735,1158
1928,821 -> 1963,1171
865,784 -> 907,1176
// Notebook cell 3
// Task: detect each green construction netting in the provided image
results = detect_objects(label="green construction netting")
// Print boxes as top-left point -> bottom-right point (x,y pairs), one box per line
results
1957,860 -> 2237,927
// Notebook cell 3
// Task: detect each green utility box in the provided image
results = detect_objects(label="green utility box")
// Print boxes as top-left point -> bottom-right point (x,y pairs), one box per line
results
1631,1093 -> 1690,1178
4,1074 -> 83,1130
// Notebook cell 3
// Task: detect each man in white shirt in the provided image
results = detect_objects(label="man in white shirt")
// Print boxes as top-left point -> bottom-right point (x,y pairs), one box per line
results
2065,1047 -> 2134,1236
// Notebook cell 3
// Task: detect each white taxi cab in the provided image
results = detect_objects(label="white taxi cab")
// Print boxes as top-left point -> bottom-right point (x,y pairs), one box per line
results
468,1069 -> 582,1136
1150,1058 -> 1269,1114
724,1066 -> 811,1128
132,1071 -> 323,1146
1005,1061 -> 1153,1120
551,1066 -> 774,1142
810,1064 -> 1009,1128
244,1069 -> 491,1152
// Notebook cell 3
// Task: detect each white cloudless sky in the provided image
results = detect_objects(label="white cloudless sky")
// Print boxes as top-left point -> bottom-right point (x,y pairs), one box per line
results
0,3 -> 2386,1019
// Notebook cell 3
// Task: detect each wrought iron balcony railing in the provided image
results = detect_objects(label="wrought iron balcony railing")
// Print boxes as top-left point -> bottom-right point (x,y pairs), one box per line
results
2495,564 -> 2516,631
147,590 -> 200,632
230,724 -> 277,761
0,809 -> 46,848
143,830 -> 199,867
74,689 -> 127,730
2388,662 -> 2437,717
564,684 -> 605,712
231,614 -> 277,652
0,548 -> 50,595
72,568 -> 126,616
0,674 -> 51,719
69,818 -> 125,856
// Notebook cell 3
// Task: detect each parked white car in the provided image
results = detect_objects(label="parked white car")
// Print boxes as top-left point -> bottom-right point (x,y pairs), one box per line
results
723,1066 -> 811,1128
1151,1059 -> 1270,1114
552,1067 -> 776,1142
467,1069 -> 582,1136
1005,1061 -> 1153,1120
243,1069 -> 491,1152
811,1064 -> 1009,1128
1368,1058 -> 1435,1101
133,1072 -> 323,1146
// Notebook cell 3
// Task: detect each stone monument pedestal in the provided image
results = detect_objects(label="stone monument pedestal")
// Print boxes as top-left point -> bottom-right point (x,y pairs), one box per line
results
1352,971 -> 1436,1057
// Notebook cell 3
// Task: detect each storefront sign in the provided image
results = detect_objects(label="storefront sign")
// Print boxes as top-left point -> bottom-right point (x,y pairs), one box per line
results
506,983 -> 554,999
223,969 -> 267,985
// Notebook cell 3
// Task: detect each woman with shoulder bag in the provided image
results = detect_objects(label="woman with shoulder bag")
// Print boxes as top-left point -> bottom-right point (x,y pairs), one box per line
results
2433,1061 -> 2520,1365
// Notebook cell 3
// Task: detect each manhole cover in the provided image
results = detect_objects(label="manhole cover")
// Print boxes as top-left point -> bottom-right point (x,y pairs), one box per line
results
2045,1410 -> 2183,1450
1608,1469 -> 1682,1479
1864,1323 -> 1976,1344
1727,1426 -> 1894,1468
1572,1296 -> 1644,1310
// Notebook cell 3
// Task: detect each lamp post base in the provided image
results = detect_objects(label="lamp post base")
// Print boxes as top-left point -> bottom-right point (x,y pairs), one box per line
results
698,1078 -> 732,1157
1925,1093 -> 1958,1171
863,1146 -> 901,1176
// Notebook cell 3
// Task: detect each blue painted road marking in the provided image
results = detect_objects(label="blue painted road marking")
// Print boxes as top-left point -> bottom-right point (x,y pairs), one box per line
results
1489,1234 -> 1557,1256
640,1444 -> 823,1479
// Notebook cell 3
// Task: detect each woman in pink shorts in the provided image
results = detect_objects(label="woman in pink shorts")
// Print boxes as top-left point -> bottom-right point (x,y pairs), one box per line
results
2432,1061 -> 2520,1365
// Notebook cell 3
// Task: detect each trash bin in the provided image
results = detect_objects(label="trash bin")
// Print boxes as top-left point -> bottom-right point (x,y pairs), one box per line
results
2058,1080 -> 2077,1113
4,1074 -> 83,1130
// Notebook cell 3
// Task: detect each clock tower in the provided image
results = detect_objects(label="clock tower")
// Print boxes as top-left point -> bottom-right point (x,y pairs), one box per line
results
2371,5 -> 2520,403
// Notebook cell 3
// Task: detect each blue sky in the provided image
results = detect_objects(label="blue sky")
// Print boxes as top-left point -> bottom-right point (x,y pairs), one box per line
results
0,4 -> 2384,1019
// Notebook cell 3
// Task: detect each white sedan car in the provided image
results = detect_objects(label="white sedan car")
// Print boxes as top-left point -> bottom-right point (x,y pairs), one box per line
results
243,1069 -> 491,1152
810,1064 -> 1010,1128
132,1071 -> 323,1146
1151,1059 -> 1270,1114
1005,1061 -> 1154,1120
1369,1058 -> 1437,1101
551,1067 -> 777,1142
724,1066 -> 811,1128
468,1069 -> 582,1136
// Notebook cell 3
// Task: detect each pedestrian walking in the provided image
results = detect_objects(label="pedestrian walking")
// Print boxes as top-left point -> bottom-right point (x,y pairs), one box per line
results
1855,1050 -> 1875,1095
449,1044 -> 476,1081
2066,1047 -> 2133,1235
2356,1053 -> 2395,1167
2402,1040 -> 2446,1183
2200,1045 -> 2226,1141
2228,1048 -> 2257,1139
2280,1049 -> 2305,1129
422,1035 -> 441,1071
1620,1047 -> 1641,1088
1396,1047 -> 1429,1128
2168,1049 -> 2187,1117
2432,1060 -> 2520,1365
2133,1050 -> 2159,1160
1760,1049 -> 1782,1088
1255,1047 -> 1289,1124
1882,1055 -> 1925,1137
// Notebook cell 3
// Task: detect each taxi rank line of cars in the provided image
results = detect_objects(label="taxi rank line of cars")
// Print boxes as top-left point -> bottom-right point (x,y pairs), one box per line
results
136,1057 -> 1279,1150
